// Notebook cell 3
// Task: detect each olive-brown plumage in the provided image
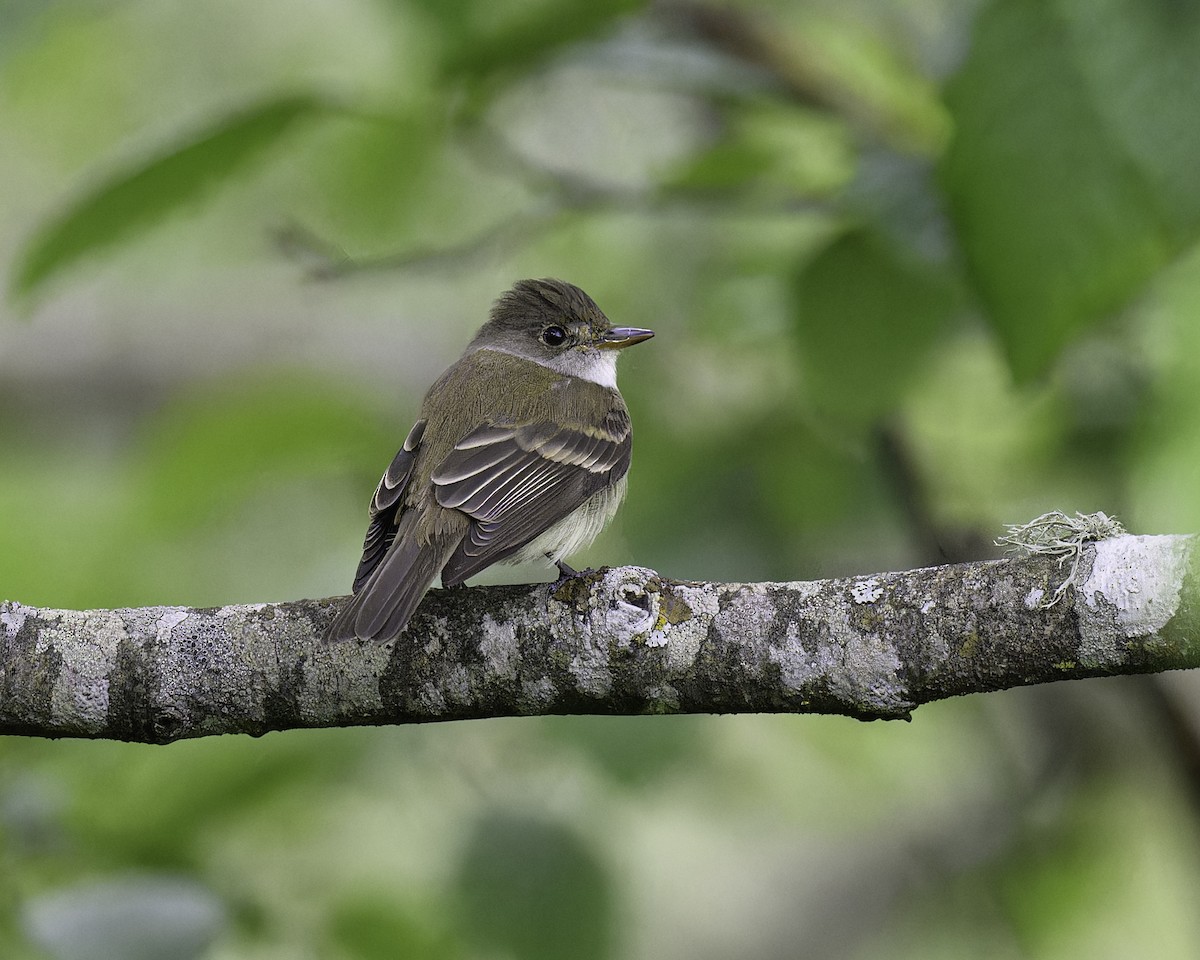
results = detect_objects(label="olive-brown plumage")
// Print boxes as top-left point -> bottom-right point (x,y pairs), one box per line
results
328,279 -> 652,643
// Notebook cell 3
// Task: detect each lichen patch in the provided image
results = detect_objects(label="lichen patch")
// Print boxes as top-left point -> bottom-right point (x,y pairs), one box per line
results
1083,535 -> 1191,638
851,578 -> 884,604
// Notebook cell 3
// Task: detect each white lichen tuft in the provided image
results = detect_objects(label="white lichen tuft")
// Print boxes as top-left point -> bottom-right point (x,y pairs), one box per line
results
997,511 -> 1126,606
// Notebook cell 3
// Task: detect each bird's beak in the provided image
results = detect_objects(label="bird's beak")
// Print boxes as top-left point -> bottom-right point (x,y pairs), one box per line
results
597,327 -> 655,350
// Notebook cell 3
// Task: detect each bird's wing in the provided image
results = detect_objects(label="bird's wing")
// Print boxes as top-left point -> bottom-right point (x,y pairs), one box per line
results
432,407 -> 631,585
350,418 -> 426,593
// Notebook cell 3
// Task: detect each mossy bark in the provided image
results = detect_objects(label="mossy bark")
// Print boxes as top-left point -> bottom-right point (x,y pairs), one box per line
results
1,535 -> 1196,743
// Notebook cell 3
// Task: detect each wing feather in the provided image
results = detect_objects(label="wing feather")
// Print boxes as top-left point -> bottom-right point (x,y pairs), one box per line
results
351,419 -> 425,594
429,434 -> 519,485
433,404 -> 632,585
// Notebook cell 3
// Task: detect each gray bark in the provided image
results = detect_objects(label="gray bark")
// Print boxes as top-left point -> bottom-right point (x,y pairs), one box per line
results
2,534 -> 1197,743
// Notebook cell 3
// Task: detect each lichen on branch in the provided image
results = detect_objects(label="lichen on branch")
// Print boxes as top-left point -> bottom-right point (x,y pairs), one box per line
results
1,535 -> 1197,743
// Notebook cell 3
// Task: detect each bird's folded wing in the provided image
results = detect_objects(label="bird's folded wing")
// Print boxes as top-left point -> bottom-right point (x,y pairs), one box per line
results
351,418 -> 426,593
432,410 -> 631,585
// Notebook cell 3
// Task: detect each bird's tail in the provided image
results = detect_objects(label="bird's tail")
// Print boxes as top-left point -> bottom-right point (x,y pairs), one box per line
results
327,512 -> 458,643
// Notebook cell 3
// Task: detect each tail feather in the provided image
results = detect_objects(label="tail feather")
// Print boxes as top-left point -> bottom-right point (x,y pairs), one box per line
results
327,513 -> 460,643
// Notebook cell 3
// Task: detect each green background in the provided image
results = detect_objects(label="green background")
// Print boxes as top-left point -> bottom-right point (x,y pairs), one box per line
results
4,0 -> 1200,957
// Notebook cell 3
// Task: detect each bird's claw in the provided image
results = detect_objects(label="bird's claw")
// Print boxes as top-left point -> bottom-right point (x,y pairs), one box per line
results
548,555 -> 594,592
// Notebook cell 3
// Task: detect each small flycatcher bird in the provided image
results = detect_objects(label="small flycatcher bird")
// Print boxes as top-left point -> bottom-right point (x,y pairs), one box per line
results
328,278 -> 653,643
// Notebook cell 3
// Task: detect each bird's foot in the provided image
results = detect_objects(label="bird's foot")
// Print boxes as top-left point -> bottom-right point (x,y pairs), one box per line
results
548,555 -> 595,592
553,556 -> 579,578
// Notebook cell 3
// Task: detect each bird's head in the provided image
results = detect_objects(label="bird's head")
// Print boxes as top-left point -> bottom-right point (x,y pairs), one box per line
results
470,279 -> 653,385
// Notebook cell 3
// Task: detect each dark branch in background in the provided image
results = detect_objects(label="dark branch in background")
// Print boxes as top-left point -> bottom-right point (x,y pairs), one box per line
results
274,210 -> 565,280
1,535 -> 1197,744
273,6 -> 844,284
879,420 -> 1200,821
874,419 -> 1000,567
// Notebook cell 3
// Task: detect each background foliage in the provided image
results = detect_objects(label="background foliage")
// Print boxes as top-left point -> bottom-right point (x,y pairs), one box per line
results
4,0 -> 1200,957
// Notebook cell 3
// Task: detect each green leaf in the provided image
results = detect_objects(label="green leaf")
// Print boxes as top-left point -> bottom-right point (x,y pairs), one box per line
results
61,732 -> 365,869
453,813 -> 612,960
300,109 -> 443,253
942,0 -> 1172,381
794,228 -> 959,426
437,0 -> 644,87
539,715 -> 704,786
132,371 -> 390,532
1062,0 -> 1200,233
328,897 -> 459,960
11,94 -> 326,301
668,102 -> 852,199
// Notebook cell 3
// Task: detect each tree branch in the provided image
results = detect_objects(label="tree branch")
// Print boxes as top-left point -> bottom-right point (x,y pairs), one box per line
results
2,534 -> 1197,743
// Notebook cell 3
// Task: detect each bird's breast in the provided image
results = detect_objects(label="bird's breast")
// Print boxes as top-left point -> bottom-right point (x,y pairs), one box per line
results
510,475 -> 629,565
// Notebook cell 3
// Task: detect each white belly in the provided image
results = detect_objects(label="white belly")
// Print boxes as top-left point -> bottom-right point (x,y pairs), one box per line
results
510,476 -> 628,564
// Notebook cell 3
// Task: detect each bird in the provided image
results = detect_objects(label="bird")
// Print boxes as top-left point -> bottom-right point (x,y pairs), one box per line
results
327,278 -> 653,643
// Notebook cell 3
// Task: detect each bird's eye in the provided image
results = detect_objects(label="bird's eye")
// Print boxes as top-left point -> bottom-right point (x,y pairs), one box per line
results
541,325 -> 568,347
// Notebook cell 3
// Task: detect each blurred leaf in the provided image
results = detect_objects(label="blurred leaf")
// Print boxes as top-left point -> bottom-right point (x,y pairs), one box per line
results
0,451 -> 130,609
749,413 -> 863,532
0,1 -> 62,60
436,0 -> 643,88
540,715 -> 703,787
11,94 -> 326,301
133,371 -> 388,532
996,773 -> 1200,959
1128,246 -> 1200,531
776,11 -> 951,154
65,735 -> 363,869
942,0 -> 1171,381
0,9 -> 138,165
794,228 -> 959,426
621,403 -> 879,581
668,101 -> 851,199
301,109 -> 444,253
669,136 -> 777,193
899,330 -> 1118,535
453,813 -> 612,960
402,0 -> 475,30
1064,0 -> 1200,232
329,897 -> 459,960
